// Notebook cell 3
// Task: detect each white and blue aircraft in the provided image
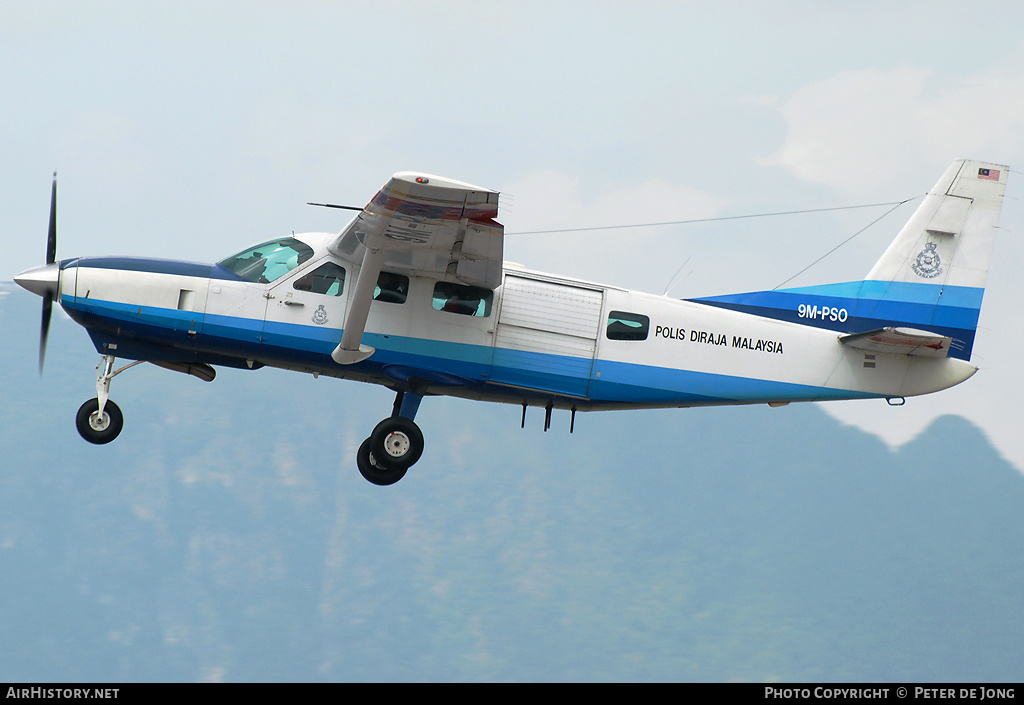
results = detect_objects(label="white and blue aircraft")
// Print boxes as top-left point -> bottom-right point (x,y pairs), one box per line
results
14,160 -> 1008,484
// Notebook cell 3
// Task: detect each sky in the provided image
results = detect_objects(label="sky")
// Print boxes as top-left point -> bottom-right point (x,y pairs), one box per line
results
3,0 -> 1024,469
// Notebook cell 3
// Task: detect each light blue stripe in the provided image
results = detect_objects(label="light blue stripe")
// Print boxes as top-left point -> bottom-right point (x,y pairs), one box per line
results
696,280 -> 984,316
779,280 -> 984,307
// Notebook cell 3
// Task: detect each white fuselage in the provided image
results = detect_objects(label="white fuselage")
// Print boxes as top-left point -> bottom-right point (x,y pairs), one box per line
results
57,231 -> 976,414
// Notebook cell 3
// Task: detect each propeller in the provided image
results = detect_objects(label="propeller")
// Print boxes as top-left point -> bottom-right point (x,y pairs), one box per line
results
39,173 -> 57,373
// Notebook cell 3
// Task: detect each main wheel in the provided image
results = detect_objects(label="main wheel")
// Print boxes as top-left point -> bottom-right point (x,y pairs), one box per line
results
76,398 -> 123,445
356,437 -> 408,486
369,416 -> 424,470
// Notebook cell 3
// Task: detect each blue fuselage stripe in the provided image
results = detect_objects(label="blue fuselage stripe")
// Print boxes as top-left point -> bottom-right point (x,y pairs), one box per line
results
690,280 -> 984,360
63,294 -> 880,407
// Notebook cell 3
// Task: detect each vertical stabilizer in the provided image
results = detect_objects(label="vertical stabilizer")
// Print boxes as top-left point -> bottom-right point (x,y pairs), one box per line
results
866,159 -> 1007,289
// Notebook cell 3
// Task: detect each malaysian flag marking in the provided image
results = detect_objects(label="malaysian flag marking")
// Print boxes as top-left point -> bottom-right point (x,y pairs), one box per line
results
978,168 -> 1000,181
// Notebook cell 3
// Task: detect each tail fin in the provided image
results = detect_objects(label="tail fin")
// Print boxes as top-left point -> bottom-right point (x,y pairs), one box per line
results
866,159 -> 1006,289
691,159 -> 1008,361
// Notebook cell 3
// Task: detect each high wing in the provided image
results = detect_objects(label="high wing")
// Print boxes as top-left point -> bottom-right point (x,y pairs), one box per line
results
839,327 -> 954,357
326,172 -> 502,364
328,172 -> 502,286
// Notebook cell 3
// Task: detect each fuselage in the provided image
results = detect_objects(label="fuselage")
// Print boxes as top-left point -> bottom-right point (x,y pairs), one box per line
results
48,231 -> 976,413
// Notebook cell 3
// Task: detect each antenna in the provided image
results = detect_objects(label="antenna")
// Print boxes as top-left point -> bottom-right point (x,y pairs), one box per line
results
661,257 -> 692,297
307,202 -> 363,212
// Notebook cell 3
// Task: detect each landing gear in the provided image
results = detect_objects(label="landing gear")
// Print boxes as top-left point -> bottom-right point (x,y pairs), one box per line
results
357,437 -> 409,486
75,354 -> 144,445
356,390 -> 425,486
369,416 -> 424,469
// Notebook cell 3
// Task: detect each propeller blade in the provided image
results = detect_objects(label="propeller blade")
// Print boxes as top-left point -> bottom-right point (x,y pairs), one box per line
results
40,172 -> 58,374
39,296 -> 52,374
46,172 -> 57,265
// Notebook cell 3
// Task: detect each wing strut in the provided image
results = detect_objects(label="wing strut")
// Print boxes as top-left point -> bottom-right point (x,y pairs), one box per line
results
331,241 -> 385,365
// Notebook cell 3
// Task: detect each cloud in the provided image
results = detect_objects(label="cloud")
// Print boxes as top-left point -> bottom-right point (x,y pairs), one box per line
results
499,170 -> 727,234
764,66 -> 1024,196
497,170 -> 729,291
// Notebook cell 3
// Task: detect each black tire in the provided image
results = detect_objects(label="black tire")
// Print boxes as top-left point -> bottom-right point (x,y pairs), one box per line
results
368,416 -> 424,470
76,398 -> 123,445
356,437 -> 408,486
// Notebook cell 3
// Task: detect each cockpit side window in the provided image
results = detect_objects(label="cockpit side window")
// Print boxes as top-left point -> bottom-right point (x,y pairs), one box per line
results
217,238 -> 315,283
431,282 -> 493,317
374,272 -> 410,304
607,311 -> 649,340
293,262 -> 346,296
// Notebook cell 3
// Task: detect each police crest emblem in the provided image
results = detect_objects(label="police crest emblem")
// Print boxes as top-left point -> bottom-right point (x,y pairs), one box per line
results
912,242 -> 943,279
311,304 -> 329,325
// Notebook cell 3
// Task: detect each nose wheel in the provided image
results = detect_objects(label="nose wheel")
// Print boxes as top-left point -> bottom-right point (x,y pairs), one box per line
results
76,398 -> 123,444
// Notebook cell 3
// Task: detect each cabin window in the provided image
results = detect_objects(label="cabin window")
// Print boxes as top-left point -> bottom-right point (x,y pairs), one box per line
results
606,311 -> 649,340
374,272 -> 410,304
217,238 -> 315,284
432,282 -> 493,317
293,262 -> 346,296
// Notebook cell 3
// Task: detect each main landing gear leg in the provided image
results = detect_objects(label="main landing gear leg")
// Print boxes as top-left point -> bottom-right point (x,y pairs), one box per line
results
356,389 -> 425,486
75,354 -> 144,445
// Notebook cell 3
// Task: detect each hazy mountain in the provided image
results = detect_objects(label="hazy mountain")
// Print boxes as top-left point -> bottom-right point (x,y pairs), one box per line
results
1,285 -> 1022,682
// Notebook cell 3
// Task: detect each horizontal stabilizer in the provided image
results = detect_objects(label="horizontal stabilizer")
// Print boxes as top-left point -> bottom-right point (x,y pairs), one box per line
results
839,327 -> 953,357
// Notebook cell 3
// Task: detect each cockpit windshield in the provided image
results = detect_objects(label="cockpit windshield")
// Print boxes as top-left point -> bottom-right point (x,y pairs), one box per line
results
217,238 -> 314,283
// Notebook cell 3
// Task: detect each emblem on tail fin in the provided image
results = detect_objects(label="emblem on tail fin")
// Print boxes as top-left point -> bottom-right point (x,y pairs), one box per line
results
912,242 -> 943,279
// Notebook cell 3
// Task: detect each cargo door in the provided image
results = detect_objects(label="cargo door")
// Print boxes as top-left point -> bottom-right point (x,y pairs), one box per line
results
490,275 -> 603,398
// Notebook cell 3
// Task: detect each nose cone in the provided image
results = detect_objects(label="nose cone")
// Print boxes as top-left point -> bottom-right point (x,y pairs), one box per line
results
14,262 -> 60,299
